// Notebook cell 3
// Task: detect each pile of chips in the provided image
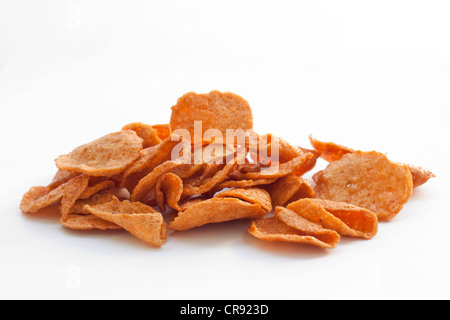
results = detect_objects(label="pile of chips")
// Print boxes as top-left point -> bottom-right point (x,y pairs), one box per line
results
20,91 -> 434,249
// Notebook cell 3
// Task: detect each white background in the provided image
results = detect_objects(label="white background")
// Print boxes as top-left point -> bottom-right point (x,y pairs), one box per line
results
0,1 -> 449,300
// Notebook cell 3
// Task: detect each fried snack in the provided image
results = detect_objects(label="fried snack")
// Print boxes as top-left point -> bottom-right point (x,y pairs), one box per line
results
60,214 -> 121,230
287,198 -> 378,239
169,198 -> 266,231
214,187 -> 272,212
85,197 -> 167,247
309,136 -> 434,188
68,191 -> 117,215
248,215 -> 339,249
131,160 -> 184,202
55,131 -> 143,177
313,151 -> 413,221
122,122 -> 161,148
214,178 -> 277,190
121,138 -> 179,192
60,174 -> 90,220
152,124 -> 171,140
170,91 -> 253,141
155,173 -> 183,212
79,180 -> 116,200
264,175 -> 314,207
48,170 -> 80,189
230,152 -> 315,180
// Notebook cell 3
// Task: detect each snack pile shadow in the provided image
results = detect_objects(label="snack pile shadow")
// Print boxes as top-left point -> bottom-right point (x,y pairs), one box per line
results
20,90 -> 434,249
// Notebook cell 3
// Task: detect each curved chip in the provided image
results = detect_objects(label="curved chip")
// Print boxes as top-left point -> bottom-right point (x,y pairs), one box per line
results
152,124 -> 171,141
122,122 -> 161,148
55,131 -> 143,177
60,213 -> 121,230
79,180 -> 116,200
287,198 -> 378,239
214,188 -> 272,212
60,174 -> 90,220
155,173 -> 183,212
85,197 -> 166,247
313,151 -> 413,221
170,91 -> 253,141
248,215 -> 339,249
169,198 -> 266,231
68,191 -> 118,215
264,175 -> 314,207
405,164 -> 436,188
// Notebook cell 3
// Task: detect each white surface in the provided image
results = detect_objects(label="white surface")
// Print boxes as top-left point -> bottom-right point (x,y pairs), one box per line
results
0,1 -> 449,300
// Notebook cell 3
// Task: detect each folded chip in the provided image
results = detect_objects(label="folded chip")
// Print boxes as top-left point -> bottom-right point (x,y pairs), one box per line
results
84,197 -> 167,247
155,172 -> 183,212
60,213 -> 122,231
122,122 -> 161,148
287,198 -> 378,239
55,131 -> 143,177
248,214 -> 340,249
264,175 -> 314,207
169,198 -> 266,231
214,187 -> 272,212
313,151 -> 413,221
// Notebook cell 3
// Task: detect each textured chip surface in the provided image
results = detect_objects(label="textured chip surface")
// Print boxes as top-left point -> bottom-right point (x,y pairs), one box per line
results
214,187 -> 272,212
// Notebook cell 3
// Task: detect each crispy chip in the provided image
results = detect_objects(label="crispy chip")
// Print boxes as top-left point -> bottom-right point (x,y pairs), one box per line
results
265,175 -> 315,207
169,198 -> 266,231
310,136 -> 434,188
68,191 -> 117,215
131,160 -> 184,202
155,173 -> 183,212
55,131 -> 143,177
79,180 -> 116,200
287,198 -> 378,239
60,213 -> 121,230
60,174 -> 90,220
248,215 -> 339,249
152,124 -> 171,140
313,151 -> 413,221
85,197 -> 166,247
214,178 -> 277,191
48,170 -> 80,189
170,91 -> 253,141
122,122 -> 161,148
214,188 -> 272,212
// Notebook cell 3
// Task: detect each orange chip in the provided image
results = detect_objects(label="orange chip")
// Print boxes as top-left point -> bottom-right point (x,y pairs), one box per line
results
79,180 -> 116,200
248,215 -> 340,249
170,91 -> 253,141
68,191 -> 118,215
152,124 -> 171,141
264,175 -> 314,207
214,188 -> 272,212
155,173 -> 183,212
310,136 -> 434,188
55,131 -> 143,177
60,213 -> 121,230
122,122 -> 161,148
60,174 -> 90,220
287,198 -> 378,239
121,137 -> 179,192
85,197 -> 167,247
131,160 -> 184,202
48,170 -> 80,189
313,151 -> 413,221
169,198 -> 266,231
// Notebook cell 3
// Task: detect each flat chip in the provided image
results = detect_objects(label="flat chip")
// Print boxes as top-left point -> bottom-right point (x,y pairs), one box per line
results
60,213 -> 121,230
155,173 -> 183,212
214,187 -> 272,212
122,122 -> 161,148
60,174 -> 90,220
169,198 -> 266,231
310,136 -> 434,188
248,215 -> 340,249
131,160 -> 184,202
55,131 -> 143,177
313,151 -> 413,221
170,91 -> 253,141
85,197 -> 167,247
264,175 -> 314,207
287,198 -> 378,239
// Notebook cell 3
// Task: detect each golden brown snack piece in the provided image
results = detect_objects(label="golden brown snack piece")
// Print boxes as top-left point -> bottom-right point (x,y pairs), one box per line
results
60,214 -> 121,230
309,136 -> 434,188
169,198 -> 266,231
214,188 -> 272,212
287,198 -> 378,239
85,197 -> 166,247
248,215 -> 339,249
214,178 -> 277,191
49,170 -> 80,189
122,122 -> 161,148
155,173 -> 183,212
264,175 -> 314,207
152,124 -> 171,141
170,91 -> 253,141
313,151 -> 413,221
68,191 -> 117,215
79,180 -> 116,200
55,131 -> 143,177
60,174 -> 90,220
